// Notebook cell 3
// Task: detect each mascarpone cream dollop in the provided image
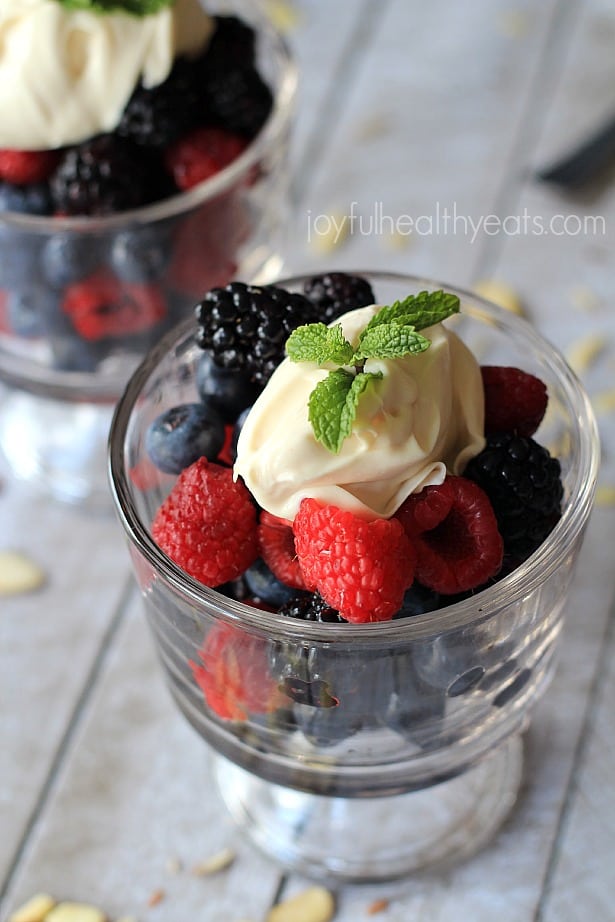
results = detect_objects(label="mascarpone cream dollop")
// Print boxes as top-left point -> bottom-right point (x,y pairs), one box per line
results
0,0 -> 214,149
234,304 -> 485,520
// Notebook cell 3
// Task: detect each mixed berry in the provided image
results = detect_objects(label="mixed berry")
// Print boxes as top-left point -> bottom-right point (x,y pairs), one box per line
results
140,274 -> 564,740
0,15 -> 272,371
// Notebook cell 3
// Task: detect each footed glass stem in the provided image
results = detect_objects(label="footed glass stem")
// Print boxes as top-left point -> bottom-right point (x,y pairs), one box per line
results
0,388 -> 114,509
212,735 -> 524,883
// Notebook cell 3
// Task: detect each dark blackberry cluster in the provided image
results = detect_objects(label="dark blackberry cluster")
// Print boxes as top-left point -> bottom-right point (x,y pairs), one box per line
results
117,56 -> 204,149
201,66 -> 273,140
278,593 -> 347,624
204,15 -> 257,69
199,15 -> 271,140
464,433 -> 563,559
50,135 -> 162,216
195,282 -> 320,386
303,272 -> 376,322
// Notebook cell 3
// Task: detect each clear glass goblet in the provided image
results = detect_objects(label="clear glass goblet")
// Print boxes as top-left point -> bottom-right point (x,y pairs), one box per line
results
0,5 -> 296,508
108,272 -> 599,883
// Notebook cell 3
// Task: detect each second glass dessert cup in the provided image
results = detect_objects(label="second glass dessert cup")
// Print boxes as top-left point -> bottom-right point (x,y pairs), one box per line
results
108,273 -> 599,883
0,5 -> 295,508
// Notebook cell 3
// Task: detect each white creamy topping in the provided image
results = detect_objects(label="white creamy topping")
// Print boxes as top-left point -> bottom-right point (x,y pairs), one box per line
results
234,304 -> 485,520
0,0 -> 214,149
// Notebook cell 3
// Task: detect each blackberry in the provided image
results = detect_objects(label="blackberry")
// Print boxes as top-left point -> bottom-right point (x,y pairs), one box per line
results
117,56 -> 204,149
201,65 -> 273,140
278,593 -> 347,624
206,15 -> 257,69
50,135 -> 160,216
195,282 -> 320,386
464,433 -> 563,560
303,272 -> 376,322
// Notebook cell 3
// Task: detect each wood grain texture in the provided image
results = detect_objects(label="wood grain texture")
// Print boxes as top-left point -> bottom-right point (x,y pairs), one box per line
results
2,0 -> 615,918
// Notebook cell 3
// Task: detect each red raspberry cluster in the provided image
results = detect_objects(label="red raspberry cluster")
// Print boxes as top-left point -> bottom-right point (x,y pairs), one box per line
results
150,362 -> 550,624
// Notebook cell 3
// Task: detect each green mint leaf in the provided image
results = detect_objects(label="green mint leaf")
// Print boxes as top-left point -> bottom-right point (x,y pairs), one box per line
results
54,0 -> 172,16
356,322 -> 431,360
365,289 -> 460,333
286,323 -> 354,366
308,369 -> 382,453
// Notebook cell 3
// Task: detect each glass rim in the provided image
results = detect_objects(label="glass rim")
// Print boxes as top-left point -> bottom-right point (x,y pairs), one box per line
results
0,13 -> 297,234
108,270 -> 600,642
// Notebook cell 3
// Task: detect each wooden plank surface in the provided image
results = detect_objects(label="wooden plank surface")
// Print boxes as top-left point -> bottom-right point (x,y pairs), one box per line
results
2,0 -> 615,918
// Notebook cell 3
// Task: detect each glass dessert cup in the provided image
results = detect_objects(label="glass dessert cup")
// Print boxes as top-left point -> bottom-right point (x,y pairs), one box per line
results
0,6 -> 296,508
109,272 -> 599,883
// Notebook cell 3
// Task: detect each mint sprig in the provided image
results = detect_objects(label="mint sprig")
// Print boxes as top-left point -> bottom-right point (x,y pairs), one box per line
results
286,289 -> 460,453
54,0 -> 172,16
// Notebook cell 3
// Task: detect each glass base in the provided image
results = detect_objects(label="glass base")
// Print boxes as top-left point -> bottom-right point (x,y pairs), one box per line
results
212,735 -> 524,884
0,388 -> 114,510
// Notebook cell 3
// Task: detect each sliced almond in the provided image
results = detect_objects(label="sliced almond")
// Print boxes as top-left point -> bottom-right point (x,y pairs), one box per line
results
595,485 -> 615,507
0,550 -> 46,596
8,894 -> 56,922
473,280 -> 525,317
165,856 -> 183,874
592,390 -> 615,415
266,886 -> 336,922
565,333 -> 607,376
265,0 -> 301,33
191,846 -> 236,876
44,903 -> 106,922
309,212 -> 350,254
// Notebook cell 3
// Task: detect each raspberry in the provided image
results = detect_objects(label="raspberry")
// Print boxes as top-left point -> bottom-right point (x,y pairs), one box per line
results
62,273 -> 167,340
293,499 -> 416,623
303,272 -> 376,322
195,281 -> 320,386
0,149 -> 60,185
190,622 -> 283,720
464,434 -> 563,560
152,458 -> 258,586
481,365 -> 548,437
395,476 -> 503,594
164,127 -> 247,191
258,511 -> 310,591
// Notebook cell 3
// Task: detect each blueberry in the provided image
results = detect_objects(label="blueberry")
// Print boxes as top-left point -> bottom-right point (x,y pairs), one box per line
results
231,405 -> 252,459
145,402 -> 225,474
50,331 -> 104,373
294,701 -> 363,748
42,232 -> 104,287
244,558 -> 300,607
411,629 -> 513,695
394,583 -> 442,618
110,224 -> 171,283
0,234 -> 43,288
383,649 -> 446,742
6,285 -> 58,338
270,640 -> 368,746
0,181 -> 53,215
196,350 -> 259,422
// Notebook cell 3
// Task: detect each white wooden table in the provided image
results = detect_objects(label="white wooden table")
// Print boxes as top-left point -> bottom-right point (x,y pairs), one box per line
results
2,1 -> 615,919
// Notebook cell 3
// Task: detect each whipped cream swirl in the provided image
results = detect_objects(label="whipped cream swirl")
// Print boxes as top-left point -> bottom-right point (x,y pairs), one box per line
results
234,304 -> 485,520
0,0 -> 214,149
